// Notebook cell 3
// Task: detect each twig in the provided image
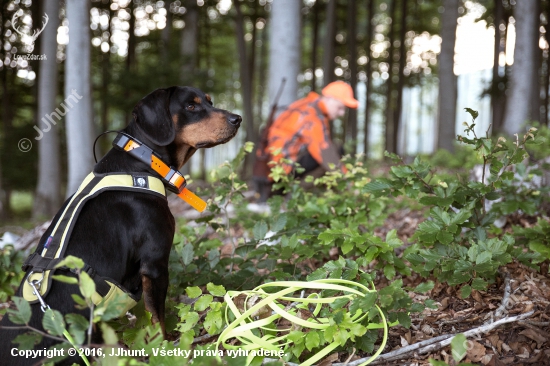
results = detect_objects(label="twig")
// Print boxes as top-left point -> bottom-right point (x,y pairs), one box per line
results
344,348 -> 356,364
191,332 -> 219,345
495,271 -> 511,318
519,320 -> 550,327
334,334 -> 453,366
0,324 -> 66,343
263,358 -> 298,365
339,310 -> 534,366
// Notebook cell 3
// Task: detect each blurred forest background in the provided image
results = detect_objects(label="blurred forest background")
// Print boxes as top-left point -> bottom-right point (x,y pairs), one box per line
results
0,0 -> 548,222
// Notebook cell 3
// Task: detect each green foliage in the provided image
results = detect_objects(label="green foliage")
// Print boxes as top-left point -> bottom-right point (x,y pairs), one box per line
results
515,218 -> 550,262
0,244 -> 25,304
2,112 -> 549,363
365,111 -> 547,290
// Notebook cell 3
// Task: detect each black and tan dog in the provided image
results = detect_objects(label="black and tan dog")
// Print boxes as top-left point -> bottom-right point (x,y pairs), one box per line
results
0,86 -> 241,365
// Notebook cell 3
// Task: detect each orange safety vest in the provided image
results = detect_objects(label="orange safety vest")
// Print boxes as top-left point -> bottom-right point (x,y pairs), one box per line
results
265,92 -> 333,174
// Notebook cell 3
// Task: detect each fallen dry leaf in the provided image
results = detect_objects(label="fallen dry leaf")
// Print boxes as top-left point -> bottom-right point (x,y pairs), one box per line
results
439,297 -> 450,310
480,353 -> 493,365
471,289 -> 484,304
466,340 -> 486,362
519,328 -> 548,348
318,352 -> 338,366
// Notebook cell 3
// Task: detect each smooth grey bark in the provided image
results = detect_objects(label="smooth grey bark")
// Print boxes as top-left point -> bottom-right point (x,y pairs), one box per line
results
179,1 -> 198,176
346,0 -> 358,149
65,0 -> 94,195
268,0 -> 301,110
385,0 -> 397,153
394,0 -> 407,155
34,0 -> 61,218
180,2 -> 198,85
437,0 -> 458,152
491,0 -> 505,133
364,0 -> 375,156
322,0 -> 336,87
502,0 -> 538,135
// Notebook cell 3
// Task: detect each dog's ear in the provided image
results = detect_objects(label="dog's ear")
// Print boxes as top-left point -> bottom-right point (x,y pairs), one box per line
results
132,88 -> 175,146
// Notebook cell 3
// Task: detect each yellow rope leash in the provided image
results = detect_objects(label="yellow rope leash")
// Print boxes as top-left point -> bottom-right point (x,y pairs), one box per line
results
216,279 -> 396,366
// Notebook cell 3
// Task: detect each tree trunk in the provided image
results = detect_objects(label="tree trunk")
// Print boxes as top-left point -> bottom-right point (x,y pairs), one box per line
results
394,0 -> 407,155
65,0 -> 94,195
364,0 -> 375,156
34,0 -> 61,218
544,1 -> 550,127
256,20 -> 268,124
180,1 -> 198,85
161,0 -> 173,72
126,0 -> 136,72
235,2 -> 259,177
491,0 -> 505,133
179,1 -> 198,176
530,0 -> 541,123
385,0 -> 397,153
437,0 -> 458,152
346,0 -> 358,151
310,1 -> 320,92
0,62 -> 12,219
268,0 -> 301,110
322,0 -> 336,87
502,0 -> 537,135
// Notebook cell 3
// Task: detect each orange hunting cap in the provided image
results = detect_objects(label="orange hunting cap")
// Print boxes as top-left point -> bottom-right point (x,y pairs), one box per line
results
321,81 -> 359,109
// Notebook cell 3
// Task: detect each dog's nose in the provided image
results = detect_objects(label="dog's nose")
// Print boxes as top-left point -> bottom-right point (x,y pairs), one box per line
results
228,114 -> 242,126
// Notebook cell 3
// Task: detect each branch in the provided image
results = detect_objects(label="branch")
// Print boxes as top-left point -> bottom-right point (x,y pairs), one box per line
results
333,334 -> 453,366
0,325 -> 66,343
495,271 -> 511,318
339,310 -> 535,366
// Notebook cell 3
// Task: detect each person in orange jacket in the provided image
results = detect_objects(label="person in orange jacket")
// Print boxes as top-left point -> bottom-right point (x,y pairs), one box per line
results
265,81 -> 359,180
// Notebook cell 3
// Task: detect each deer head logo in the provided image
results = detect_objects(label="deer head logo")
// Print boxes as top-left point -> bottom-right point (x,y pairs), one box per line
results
11,10 -> 49,52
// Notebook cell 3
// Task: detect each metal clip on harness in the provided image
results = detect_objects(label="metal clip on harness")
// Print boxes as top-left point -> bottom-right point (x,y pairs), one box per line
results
26,271 -> 50,313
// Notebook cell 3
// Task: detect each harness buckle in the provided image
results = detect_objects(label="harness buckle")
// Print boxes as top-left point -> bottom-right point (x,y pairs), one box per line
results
26,271 -> 50,312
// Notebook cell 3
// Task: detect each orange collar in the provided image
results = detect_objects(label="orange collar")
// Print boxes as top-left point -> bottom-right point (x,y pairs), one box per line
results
112,133 -> 207,212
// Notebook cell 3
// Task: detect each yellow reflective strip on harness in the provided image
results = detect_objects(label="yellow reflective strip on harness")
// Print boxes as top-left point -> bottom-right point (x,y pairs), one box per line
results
23,173 -> 165,307
41,173 -> 97,257
91,281 -> 138,316
53,174 -> 166,259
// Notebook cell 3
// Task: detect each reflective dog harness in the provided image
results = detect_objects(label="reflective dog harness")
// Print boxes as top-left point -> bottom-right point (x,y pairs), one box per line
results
21,172 -> 167,315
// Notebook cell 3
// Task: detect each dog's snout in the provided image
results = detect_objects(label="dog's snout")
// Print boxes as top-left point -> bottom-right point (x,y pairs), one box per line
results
228,114 -> 242,126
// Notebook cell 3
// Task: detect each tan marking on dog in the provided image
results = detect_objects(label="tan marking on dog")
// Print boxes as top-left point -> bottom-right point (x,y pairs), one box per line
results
175,145 -> 197,169
172,114 -> 178,124
205,94 -> 212,103
175,112 -> 237,165
193,96 -> 202,104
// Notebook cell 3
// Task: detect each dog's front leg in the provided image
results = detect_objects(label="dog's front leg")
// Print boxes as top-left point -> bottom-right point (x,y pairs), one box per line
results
141,271 -> 168,336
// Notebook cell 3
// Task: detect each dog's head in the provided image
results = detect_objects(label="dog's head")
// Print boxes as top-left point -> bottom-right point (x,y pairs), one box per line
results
132,86 -> 241,168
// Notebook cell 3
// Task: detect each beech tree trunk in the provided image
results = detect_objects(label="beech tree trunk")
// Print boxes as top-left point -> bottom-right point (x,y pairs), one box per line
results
65,0 -> 94,195
385,0 -> 397,153
437,0 -> 458,152
322,0 -> 336,87
394,0 -> 407,155
34,0 -> 61,218
346,0 -> 358,150
491,0 -> 505,133
364,0 -> 375,156
502,0 -> 537,135
267,0 -> 301,110
310,1 -> 320,92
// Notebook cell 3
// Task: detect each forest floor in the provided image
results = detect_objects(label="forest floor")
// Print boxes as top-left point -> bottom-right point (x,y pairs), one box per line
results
2,189 -> 549,366
169,193 -> 550,366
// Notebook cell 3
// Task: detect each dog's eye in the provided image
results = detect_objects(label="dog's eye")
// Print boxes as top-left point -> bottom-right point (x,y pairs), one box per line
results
186,104 -> 195,111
